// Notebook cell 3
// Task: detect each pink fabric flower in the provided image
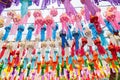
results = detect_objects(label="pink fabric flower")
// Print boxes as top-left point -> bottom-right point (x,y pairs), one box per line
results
50,6 -> 58,17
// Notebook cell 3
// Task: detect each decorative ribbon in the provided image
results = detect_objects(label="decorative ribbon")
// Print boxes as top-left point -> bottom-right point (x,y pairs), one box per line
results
66,70 -> 70,80
21,11 -> 31,25
8,50 -> 15,63
14,50 -> 20,66
12,65 -> 17,75
60,30 -> 69,48
18,64 -> 23,76
40,25 -> 46,41
105,11 -> 120,30
19,72 -> 24,80
52,23 -> 58,40
13,0 -> 20,6
45,15 -> 54,39
37,51 -> 41,62
94,38 -> 106,55
20,0 -> 32,17
23,58 -> 28,69
32,47 -> 36,55
31,57 -> 36,69
60,13 -> 69,32
108,42 -> 118,60
56,63 -> 60,77
10,14 -> 21,35
0,62 -> 4,75
96,8 -> 105,25
27,64 -> 31,77
61,0 -> 77,16
32,0 -> 40,6
37,51 -> 41,73
79,37 -> 87,56
104,19 -> 117,34
84,27 -> 94,54
0,0 -> 12,14
45,50 -> 49,62
53,51 -> 58,62
37,62 -> 41,74
7,62 -> 12,72
112,7 -> 120,23
71,40 -> 75,57
0,43 -> 7,59
99,31 -> 108,47
0,4 -> 4,14
68,56 -> 72,65
5,11 -> 15,27
67,24 -> 72,40
60,30 -> 69,56
34,17 -> 44,36
2,24 -> 11,41
41,0 -> 51,9
72,30 -> 80,55
74,13 -> 83,31
16,25 -> 24,41
89,23 -> 98,40
26,24 -> 34,41
3,58 -> 8,68
32,72 -> 36,80
90,16 -> 102,34
80,0 -> 99,21
41,63 -> 45,76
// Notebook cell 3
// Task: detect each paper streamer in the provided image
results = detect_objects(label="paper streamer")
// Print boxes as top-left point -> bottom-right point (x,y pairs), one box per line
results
108,42 -> 118,60
34,17 -> 44,36
31,57 -> 36,69
41,25 -> 46,41
79,37 -> 88,56
60,30 -> 69,56
26,24 -> 34,41
27,64 -> 31,77
16,25 -> 24,41
60,30 -> 69,48
0,62 -> 4,76
80,0 -> 99,21
60,13 -> 69,32
62,0 -> 77,16
20,0 -> 32,17
72,30 -> 80,55
67,24 -> 72,40
0,43 -> 7,59
10,14 -> 21,35
94,38 -> 106,55
89,23 -> 98,40
104,19 -> 117,34
45,15 -> 54,39
2,24 -> 12,41
23,58 -> 28,69
52,23 -> 58,40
